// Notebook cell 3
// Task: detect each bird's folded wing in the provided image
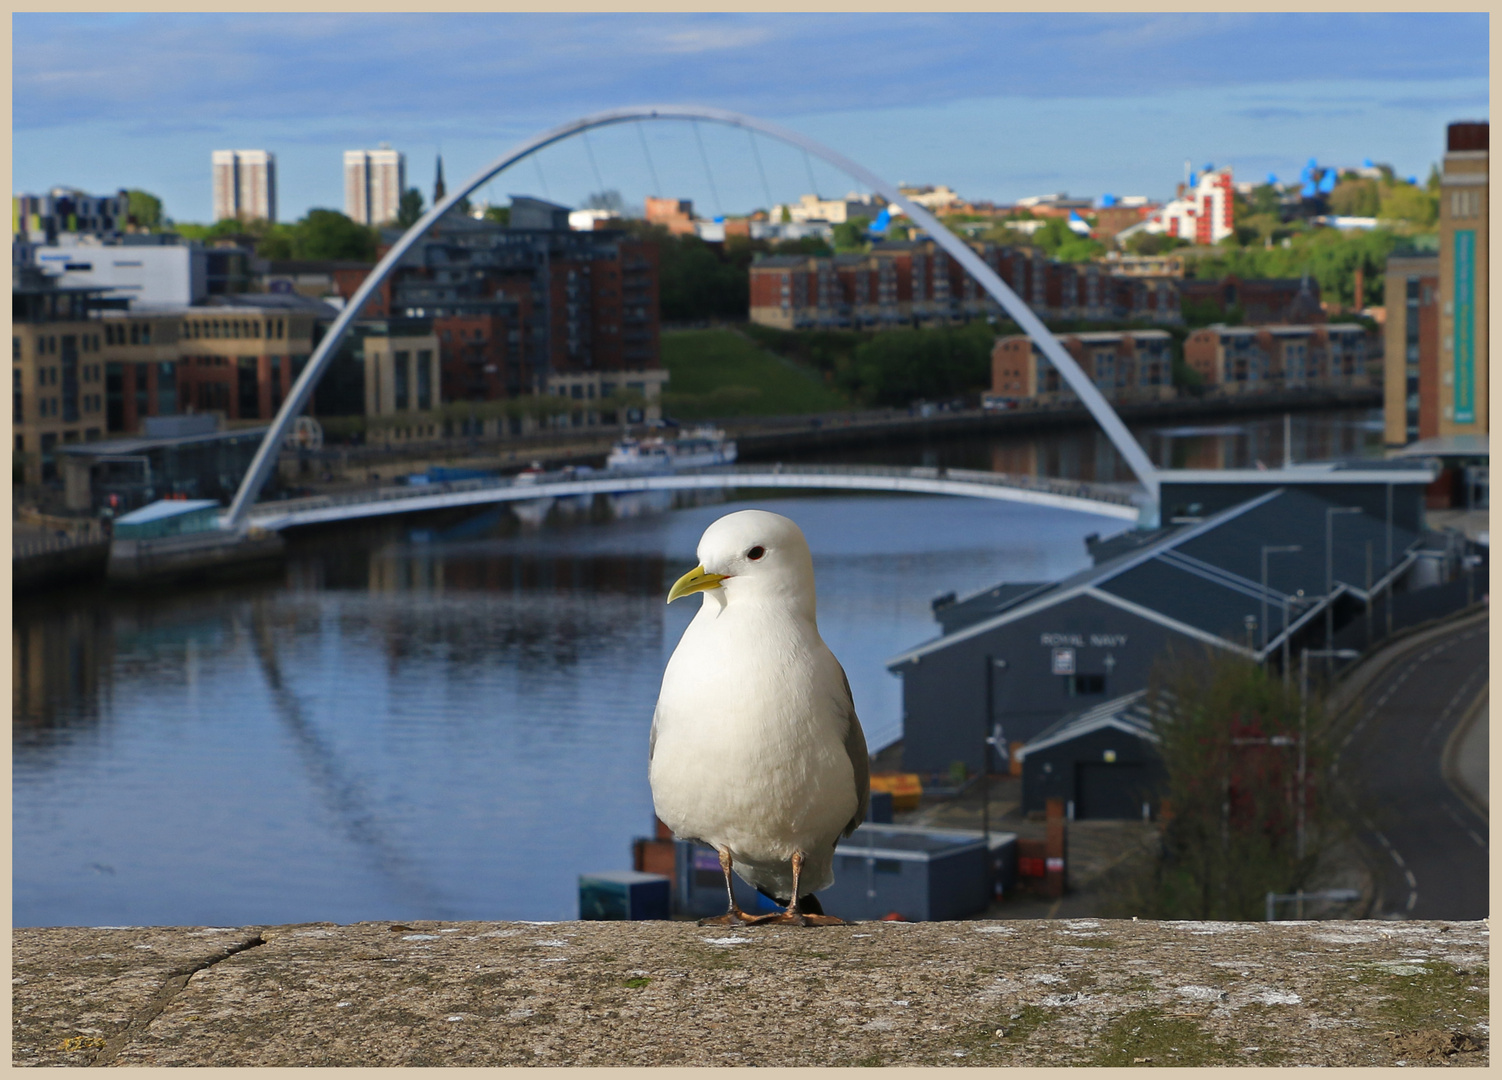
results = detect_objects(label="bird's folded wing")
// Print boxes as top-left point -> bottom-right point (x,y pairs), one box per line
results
838,664 -> 871,837
649,703 -> 660,763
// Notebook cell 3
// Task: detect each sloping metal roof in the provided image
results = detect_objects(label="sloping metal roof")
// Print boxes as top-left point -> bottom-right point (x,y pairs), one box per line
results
1016,690 -> 1157,760
886,485 -> 1424,669
115,498 -> 220,526
1388,435 -> 1489,459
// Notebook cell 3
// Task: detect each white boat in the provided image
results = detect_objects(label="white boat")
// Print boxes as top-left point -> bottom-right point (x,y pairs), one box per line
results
511,496 -> 555,526
606,426 -> 738,473
607,490 -> 676,519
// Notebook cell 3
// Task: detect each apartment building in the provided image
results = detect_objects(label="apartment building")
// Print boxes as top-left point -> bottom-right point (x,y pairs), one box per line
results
1178,273 -> 1324,325
344,147 -> 406,226
748,239 -> 1182,331
1131,167 -> 1235,245
173,303 -> 319,423
990,330 -> 1174,405
11,269 -> 210,485
359,320 -> 441,417
13,273 -> 115,484
384,197 -> 664,427
31,240 -> 254,307
771,193 -> 884,225
644,197 -> 696,236
1436,121 -> 1488,438
13,188 -> 131,245
212,149 -> 277,223
1183,323 -> 1369,393
1382,252 -> 1440,445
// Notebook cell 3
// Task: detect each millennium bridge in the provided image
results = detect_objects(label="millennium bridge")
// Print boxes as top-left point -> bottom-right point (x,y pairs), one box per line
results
240,464 -> 1142,532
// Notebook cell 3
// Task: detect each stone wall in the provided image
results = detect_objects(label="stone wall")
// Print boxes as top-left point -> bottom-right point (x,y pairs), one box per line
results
12,918 -> 1487,1067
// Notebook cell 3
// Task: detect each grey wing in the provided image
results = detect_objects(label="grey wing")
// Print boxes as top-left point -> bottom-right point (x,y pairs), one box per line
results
836,664 -> 870,837
649,702 -> 660,763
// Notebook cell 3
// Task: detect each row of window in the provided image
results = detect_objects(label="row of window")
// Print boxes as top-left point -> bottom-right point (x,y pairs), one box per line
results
104,323 -> 156,346
181,317 -> 288,341
26,333 -> 98,356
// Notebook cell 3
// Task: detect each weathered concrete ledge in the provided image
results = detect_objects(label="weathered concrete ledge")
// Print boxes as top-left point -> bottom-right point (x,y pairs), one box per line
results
12,919 -> 1487,1067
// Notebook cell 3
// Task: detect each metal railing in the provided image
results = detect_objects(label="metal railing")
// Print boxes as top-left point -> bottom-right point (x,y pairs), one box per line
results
12,529 -> 109,560
242,463 -> 1142,527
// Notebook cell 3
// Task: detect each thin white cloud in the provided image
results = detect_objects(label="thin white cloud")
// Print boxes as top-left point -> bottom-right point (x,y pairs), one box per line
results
652,26 -> 776,54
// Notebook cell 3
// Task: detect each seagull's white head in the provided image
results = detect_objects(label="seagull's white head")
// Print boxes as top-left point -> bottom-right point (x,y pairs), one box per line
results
667,509 -> 816,619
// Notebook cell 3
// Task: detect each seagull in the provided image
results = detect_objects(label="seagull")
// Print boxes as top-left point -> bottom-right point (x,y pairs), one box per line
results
649,509 -> 869,927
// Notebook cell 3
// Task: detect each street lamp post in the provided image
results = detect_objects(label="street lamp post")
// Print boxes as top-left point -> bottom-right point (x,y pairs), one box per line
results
1261,544 -> 1302,680
983,657 -> 1007,844
1324,507 -> 1363,671
1297,647 -> 1360,861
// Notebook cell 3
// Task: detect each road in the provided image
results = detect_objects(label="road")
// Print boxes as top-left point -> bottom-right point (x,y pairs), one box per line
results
1337,610 -> 1488,919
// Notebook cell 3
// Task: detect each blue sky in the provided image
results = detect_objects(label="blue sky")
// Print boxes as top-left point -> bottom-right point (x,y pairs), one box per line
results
13,13 -> 1489,224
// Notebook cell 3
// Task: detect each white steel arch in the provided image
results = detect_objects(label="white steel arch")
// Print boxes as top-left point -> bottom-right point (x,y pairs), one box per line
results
224,105 -> 1159,526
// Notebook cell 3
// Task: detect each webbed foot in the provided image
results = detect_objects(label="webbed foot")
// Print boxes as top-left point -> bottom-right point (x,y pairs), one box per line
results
763,911 -> 846,927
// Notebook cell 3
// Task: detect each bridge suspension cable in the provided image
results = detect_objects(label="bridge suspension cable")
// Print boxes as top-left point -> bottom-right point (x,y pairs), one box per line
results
222,105 -> 1160,528
800,148 -> 820,199
691,120 -> 723,219
747,130 -> 774,215
635,121 -> 662,196
581,129 -> 608,200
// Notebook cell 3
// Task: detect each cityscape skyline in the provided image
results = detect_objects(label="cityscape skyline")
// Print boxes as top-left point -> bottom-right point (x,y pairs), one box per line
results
14,13 -> 1489,224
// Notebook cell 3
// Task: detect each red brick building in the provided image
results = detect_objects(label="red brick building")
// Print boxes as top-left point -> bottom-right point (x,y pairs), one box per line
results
990,330 -> 1175,405
749,239 -> 1183,330
384,202 -> 664,426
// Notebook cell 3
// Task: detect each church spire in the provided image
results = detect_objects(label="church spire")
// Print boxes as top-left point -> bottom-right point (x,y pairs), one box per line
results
434,153 -> 446,204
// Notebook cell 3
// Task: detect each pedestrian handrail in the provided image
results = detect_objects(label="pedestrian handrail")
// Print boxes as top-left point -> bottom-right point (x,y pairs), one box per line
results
242,463 -> 1143,525
12,531 -> 109,559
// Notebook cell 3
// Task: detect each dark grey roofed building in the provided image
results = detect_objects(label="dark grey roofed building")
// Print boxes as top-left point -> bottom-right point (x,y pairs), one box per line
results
1156,460 -> 1433,531
1016,691 -> 1165,818
887,486 -> 1428,776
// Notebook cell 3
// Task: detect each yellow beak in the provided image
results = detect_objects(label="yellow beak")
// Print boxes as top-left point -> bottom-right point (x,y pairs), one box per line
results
667,564 -> 728,604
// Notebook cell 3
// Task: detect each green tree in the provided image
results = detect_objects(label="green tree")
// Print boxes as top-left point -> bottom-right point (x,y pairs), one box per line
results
1107,649 -> 1345,921
1248,183 -> 1283,217
256,225 -> 296,260
1328,179 -> 1380,218
1183,227 -> 1405,307
1377,181 -> 1437,228
293,209 -> 378,261
125,189 -> 163,230
1123,232 -> 1191,256
482,204 -> 511,226
396,188 -> 425,228
622,223 -> 750,322
831,215 -> 872,253
841,321 -> 992,406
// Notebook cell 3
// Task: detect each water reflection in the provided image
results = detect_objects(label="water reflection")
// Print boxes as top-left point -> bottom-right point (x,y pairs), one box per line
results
14,491 -> 1115,927
15,410 -> 1381,927
769,407 -> 1385,481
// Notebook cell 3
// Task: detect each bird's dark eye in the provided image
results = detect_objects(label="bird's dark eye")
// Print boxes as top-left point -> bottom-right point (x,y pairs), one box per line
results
747,546 -> 766,561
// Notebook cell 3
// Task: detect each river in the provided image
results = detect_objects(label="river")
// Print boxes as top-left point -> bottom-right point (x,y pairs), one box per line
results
12,407 -> 1385,927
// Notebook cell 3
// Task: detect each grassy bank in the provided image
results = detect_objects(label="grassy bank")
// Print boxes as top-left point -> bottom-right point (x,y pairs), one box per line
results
660,328 -> 850,419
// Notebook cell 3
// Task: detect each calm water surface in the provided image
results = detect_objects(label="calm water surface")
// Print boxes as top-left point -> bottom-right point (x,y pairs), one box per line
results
14,492 -> 1122,927
12,409 -> 1385,927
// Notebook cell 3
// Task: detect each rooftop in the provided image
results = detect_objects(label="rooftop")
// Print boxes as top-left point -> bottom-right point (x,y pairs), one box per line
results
1016,690 -> 1156,759
114,499 -> 220,526
889,486 -> 1427,669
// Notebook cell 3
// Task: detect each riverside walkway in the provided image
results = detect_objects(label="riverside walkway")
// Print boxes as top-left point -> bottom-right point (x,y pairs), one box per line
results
240,464 -> 1144,532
